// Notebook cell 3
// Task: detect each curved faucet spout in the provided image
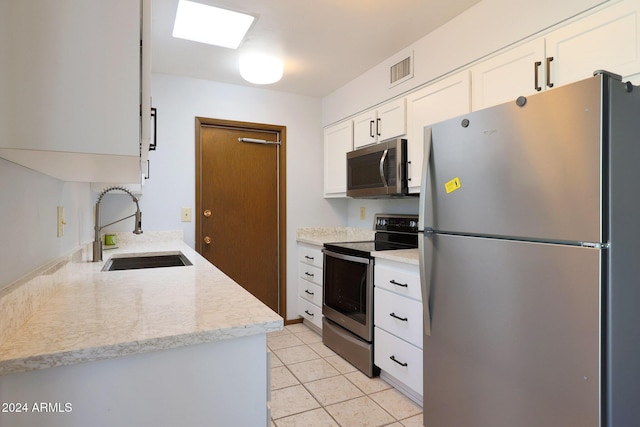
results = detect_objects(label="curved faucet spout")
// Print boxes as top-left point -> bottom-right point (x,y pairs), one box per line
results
92,186 -> 143,262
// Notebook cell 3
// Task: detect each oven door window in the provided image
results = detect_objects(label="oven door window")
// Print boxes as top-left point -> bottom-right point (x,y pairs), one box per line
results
324,254 -> 370,325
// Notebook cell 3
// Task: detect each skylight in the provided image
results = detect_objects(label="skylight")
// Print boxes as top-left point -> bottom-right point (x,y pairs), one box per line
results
172,0 -> 255,49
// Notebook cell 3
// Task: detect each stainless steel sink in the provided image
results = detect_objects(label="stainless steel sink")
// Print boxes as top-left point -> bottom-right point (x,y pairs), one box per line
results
102,251 -> 192,271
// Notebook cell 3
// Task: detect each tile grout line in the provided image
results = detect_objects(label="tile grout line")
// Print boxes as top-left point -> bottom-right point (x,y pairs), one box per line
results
269,324 -> 413,427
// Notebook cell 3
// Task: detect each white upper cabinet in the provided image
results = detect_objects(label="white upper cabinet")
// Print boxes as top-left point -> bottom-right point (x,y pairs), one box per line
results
0,0 -> 151,184
546,0 -> 640,88
353,98 -> 406,148
324,120 -> 353,197
472,0 -> 640,111
471,39 -> 546,111
405,71 -> 471,194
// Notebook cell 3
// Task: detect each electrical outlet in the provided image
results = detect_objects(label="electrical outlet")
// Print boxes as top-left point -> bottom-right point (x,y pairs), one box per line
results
360,206 -> 366,220
57,206 -> 65,237
181,208 -> 192,222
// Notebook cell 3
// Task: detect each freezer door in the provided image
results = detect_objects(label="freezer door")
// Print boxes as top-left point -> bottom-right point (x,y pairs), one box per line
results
422,233 -> 600,427
424,75 -> 602,243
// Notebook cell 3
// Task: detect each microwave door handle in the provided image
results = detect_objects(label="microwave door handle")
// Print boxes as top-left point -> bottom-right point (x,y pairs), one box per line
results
379,149 -> 389,188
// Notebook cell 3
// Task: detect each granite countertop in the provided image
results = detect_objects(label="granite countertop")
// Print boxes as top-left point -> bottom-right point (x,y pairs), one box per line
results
372,248 -> 419,265
297,227 -> 419,265
296,226 -> 375,246
0,232 -> 283,376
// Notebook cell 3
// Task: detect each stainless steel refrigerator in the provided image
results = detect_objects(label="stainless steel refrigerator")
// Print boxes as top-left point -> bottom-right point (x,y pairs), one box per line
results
418,71 -> 640,427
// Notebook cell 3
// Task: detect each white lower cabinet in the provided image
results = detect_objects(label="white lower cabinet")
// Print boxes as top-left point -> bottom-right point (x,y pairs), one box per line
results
375,327 -> 423,397
374,258 -> 422,401
298,278 -> 322,308
297,242 -> 324,330
374,287 -> 423,348
299,298 -> 323,330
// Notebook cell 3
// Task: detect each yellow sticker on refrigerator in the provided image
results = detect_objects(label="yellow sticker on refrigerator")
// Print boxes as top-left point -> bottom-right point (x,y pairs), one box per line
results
445,177 -> 461,194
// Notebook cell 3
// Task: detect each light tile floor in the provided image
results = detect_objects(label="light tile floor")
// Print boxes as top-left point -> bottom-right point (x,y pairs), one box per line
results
269,323 -> 423,427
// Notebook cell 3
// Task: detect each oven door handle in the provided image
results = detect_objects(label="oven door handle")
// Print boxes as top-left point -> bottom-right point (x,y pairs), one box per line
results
322,249 -> 371,265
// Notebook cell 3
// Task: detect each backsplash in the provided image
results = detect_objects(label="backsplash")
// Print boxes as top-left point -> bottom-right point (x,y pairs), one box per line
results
0,158 -> 92,292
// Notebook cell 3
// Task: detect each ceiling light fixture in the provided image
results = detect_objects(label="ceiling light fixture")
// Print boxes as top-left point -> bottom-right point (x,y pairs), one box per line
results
239,53 -> 284,85
172,0 -> 255,49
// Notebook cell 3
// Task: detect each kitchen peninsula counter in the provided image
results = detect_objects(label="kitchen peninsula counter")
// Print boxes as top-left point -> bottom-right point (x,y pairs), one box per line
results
0,231 -> 282,427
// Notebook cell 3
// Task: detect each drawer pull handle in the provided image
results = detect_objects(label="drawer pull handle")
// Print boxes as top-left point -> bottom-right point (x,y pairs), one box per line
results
390,279 -> 408,288
390,312 -> 408,322
390,355 -> 408,367
305,272 -> 314,278
304,310 -> 314,317
305,255 -> 314,260
305,289 -> 315,296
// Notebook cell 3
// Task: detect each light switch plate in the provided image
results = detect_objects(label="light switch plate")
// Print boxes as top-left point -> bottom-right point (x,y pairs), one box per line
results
57,206 -> 65,237
181,207 -> 192,222
360,206 -> 366,220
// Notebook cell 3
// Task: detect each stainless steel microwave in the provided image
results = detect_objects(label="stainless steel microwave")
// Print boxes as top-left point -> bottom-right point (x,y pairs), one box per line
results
346,138 -> 409,198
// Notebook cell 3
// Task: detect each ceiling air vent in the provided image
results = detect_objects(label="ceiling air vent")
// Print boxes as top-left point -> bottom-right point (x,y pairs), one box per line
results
389,54 -> 413,87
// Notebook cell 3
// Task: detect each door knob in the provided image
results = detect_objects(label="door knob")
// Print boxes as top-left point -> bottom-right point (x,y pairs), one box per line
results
204,236 -> 212,245
203,209 -> 212,217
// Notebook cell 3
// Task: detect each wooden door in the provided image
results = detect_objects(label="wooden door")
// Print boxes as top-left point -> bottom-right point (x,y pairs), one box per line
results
196,118 -> 286,315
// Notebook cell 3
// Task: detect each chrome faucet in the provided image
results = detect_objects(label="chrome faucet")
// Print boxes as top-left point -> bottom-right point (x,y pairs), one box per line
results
93,186 -> 143,262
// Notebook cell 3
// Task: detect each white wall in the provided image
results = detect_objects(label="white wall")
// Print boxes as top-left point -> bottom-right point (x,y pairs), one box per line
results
102,73 -> 347,320
322,0 -> 610,125
346,198 -> 420,229
0,159 -> 92,290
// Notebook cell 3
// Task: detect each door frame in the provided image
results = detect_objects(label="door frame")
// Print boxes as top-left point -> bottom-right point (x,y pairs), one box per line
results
195,117 -> 287,317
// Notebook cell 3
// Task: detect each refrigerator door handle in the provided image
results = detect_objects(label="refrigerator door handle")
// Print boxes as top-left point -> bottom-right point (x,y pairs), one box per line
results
418,231 -> 433,336
418,126 -> 434,335
418,127 -> 432,231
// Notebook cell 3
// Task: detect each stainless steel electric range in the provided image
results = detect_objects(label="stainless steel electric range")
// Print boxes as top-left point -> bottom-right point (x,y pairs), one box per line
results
322,214 -> 419,377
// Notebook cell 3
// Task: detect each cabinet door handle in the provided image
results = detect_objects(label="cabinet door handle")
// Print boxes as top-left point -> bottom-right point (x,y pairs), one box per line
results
376,118 -> 381,136
390,279 -> 408,288
305,289 -> 314,296
534,61 -> 542,92
407,160 -> 412,182
369,120 -> 375,138
390,355 -> 408,367
304,272 -> 314,278
390,312 -> 408,322
304,310 -> 314,317
546,57 -> 554,88
304,255 -> 314,261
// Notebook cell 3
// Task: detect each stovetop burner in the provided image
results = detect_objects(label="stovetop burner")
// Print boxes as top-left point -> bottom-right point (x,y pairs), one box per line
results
324,214 -> 419,258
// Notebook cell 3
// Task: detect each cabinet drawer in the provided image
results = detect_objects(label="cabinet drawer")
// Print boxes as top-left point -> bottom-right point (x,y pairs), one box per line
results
298,278 -> 322,307
374,287 -> 423,348
298,245 -> 323,268
374,327 -> 423,396
375,260 -> 421,301
299,298 -> 322,330
299,262 -> 322,286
